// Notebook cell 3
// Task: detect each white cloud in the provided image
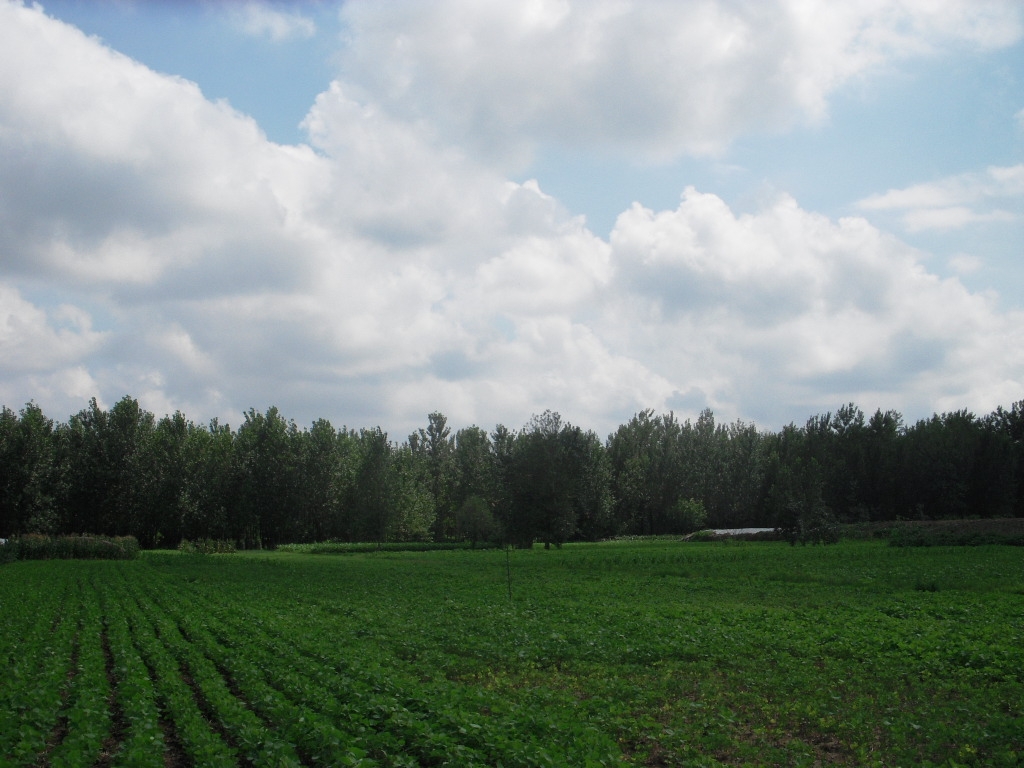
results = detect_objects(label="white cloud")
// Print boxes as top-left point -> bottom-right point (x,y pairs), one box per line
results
948,253 -> 983,275
335,0 -> 1023,167
0,283 -> 107,416
857,164 -> 1024,231
0,2 -> 1022,436
231,3 -> 316,42
900,207 -> 1016,232
603,189 -> 1024,424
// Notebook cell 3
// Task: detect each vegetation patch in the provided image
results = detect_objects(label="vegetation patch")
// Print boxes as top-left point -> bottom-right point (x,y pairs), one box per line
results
1,541 -> 1021,766
843,518 -> 1024,547
1,533 -> 140,561
177,538 -> 237,555
278,540 -> 500,554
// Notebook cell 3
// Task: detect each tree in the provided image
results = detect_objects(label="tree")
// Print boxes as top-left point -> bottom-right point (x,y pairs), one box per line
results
607,410 -> 658,534
452,426 -> 495,511
504,412 -> 612,548
178,418 -> 236,543
716,419 -> 768,528
295,419 -> 359,543
490,423 -> 517,544
234,407 -> 299,548
0,406 -> 18,536
0,404 -> 61,536
57,397 -> 157,541
351,427 -> 396,544
562,425 -> 615,540
506,411 -> 571,548
411,412 -> 455,541
455,495 -> 498,547
391,443 -> 436,541
987,401 -> 1024,518
767,451 -> 838,545
147,411 -> 192,547
899,411 -> 985,520
862,409 -> 902,521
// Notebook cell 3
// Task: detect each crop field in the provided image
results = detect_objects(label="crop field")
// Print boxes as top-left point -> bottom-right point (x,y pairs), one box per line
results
1,542 -> 1023,767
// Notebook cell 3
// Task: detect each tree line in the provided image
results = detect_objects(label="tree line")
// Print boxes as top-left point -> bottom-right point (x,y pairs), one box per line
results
1,397 -> 1022,547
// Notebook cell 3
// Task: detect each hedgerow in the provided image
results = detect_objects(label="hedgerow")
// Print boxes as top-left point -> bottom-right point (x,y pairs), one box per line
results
3,534 -> 140,561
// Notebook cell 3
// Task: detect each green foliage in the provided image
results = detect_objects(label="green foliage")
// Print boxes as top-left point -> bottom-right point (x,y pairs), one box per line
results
886,518 -> 1024,547
455,495 -> 499,546
504,411 -> 612,548
2,543 -> 1022,766
277,539 -> 495,554
3,397 -> 1024,550
669,497 -> 707,533
178,537 -> 237,554
5,533 -> 140,560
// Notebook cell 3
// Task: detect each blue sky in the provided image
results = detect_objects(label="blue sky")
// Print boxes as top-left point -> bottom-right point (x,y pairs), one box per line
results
1,0 -> 1022,436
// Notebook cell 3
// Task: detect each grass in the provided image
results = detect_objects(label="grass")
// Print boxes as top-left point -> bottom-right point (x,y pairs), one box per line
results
1,540 -> 1022,766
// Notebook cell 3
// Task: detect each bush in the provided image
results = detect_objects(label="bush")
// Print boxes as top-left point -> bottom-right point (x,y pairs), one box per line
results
780,502 -> 840,546
178,538 -> 237,555
276,540 -> 498,554
669,498 -> 708,534
2,534 -> 140,561
886,519 -> 1024,547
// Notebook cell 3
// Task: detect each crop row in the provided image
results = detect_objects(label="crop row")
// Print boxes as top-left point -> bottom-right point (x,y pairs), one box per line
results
0,559 -> 622,767
121,567 -> 620,767
2,543 -> 1023,767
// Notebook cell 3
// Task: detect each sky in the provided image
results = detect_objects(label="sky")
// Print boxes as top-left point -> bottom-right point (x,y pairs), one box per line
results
1,0 -> 1022,439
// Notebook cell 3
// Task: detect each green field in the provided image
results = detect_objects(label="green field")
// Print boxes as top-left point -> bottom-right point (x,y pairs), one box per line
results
1,541 -> 1022,767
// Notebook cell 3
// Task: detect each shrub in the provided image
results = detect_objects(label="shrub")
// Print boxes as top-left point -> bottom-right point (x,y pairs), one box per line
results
781,502 -> 840,546
177,538 -> 237,555
886,519 -> 1024,547
276,540 -> 497,554
2,534 -> 140,561
669,498 -> 708,534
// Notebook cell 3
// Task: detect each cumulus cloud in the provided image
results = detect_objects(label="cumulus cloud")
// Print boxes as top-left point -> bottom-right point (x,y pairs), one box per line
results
857,165 -> 1024,231
230,2 -> 316,42
0,1 -> 1022,435
0,283 -> 107,415
335,0 -> 1023,166
602,189 -> 1024,424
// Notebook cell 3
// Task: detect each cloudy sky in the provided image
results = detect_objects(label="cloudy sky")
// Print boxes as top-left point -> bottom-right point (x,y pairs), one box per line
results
1,0 -> 1022,438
